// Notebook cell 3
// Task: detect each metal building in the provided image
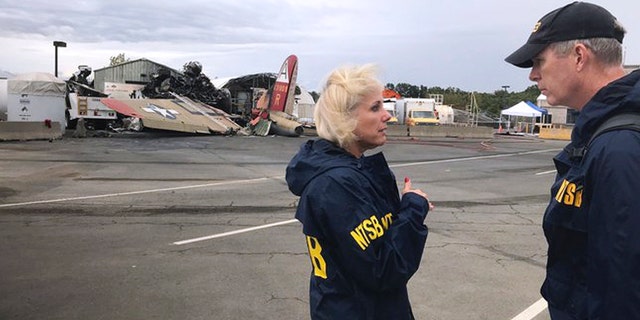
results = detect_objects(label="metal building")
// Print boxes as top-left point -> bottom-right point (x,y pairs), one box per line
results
93,58 -> 182,92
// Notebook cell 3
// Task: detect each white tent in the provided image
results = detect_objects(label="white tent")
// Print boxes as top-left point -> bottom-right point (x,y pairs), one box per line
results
501,101 -> 543,117
293,87 -> 315,124
500,101 -> 547,134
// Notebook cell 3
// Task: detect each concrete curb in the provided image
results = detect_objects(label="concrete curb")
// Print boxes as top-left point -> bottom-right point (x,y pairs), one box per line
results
0,121 -> 64,141
387,124 -> 494,139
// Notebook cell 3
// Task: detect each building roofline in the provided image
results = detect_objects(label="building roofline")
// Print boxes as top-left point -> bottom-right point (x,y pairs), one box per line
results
94,58 -> 181,74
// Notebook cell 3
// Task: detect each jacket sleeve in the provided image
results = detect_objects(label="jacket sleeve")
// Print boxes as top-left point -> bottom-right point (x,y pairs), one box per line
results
303,170 -> 429,292
585,131 -> 640,318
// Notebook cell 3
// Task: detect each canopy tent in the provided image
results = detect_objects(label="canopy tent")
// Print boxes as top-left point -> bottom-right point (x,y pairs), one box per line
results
526,100 -> 548,115
501,100 -> 547,117
500,101 -> 548,134
293,87 -> 315,124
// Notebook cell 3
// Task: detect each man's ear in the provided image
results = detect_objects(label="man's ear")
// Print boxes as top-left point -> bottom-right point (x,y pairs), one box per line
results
573,43 -> 590,72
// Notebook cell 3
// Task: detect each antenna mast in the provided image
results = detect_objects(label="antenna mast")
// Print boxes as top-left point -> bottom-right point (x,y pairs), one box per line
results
466,92 -> 479,127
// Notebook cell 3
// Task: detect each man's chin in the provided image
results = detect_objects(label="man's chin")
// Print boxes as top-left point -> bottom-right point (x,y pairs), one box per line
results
546,96 -> 560,106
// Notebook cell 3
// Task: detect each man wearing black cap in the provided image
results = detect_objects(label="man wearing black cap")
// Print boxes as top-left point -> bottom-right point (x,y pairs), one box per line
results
506,2 -> 640,320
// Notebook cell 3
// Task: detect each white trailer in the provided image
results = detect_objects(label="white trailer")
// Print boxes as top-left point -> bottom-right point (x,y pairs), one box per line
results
436,104 -> 454,125
383,98 -> 398,124
7,72 -> 67,131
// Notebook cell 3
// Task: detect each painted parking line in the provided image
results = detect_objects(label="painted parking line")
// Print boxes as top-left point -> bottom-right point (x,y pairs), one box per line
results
169,149 -> 562,244
535,170 -> 556,176
390,149 -> 561,168
0,177 -> 273,208
510,298 -> 548,320
1,149 -> 560,209
172,219 -> 299,245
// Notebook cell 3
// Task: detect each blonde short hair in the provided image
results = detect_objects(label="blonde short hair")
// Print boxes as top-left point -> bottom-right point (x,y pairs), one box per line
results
314,64 -> 383,148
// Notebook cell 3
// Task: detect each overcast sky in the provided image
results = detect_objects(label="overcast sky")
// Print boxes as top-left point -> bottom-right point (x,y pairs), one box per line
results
1,0 -> 639,93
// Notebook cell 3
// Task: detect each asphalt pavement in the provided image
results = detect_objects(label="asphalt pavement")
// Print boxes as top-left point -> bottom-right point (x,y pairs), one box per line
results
0,130 -> 565,320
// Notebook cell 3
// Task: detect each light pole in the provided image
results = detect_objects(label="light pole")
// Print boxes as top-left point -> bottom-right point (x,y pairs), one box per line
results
53,41 -> 67,77
501,85 -> 510,110
501,85 -> 510,131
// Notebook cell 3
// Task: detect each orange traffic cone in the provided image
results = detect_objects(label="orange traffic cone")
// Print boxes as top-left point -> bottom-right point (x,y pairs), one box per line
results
498,124 -> 503,133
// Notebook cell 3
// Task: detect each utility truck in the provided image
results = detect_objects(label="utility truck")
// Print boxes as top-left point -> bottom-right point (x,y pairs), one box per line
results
65,82 -> 118,129
402,98 -> 439,126
64,65 -> 118,129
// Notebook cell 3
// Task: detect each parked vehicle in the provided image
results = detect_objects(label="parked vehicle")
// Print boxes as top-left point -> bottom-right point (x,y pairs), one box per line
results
383,98 -> 398,124
65,88 -> 117,129
403,98 -> 439,126
65,66 -> 118,129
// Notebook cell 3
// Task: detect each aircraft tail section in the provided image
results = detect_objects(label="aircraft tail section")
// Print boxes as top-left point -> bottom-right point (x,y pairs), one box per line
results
268,54 -> 298,115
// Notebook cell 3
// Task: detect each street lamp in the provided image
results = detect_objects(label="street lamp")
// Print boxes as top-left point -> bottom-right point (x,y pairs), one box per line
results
53,41 -> 67,77
501,85 -> 510,107
500,85 -> 510,132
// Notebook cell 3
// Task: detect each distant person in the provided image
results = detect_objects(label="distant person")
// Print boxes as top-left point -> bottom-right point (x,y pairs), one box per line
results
505,2 -> 640,319
286,64 -> 434,319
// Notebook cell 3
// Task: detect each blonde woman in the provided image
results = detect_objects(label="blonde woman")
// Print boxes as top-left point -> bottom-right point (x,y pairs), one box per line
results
286,64 -> 433,320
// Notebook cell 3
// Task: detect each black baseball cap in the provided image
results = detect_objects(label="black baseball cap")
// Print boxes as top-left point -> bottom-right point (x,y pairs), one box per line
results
505,1 -> 624,68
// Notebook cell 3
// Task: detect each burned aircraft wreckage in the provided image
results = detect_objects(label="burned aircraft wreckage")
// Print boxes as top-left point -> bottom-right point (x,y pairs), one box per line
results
65,56 -> 306,137
140,61 -> 232,115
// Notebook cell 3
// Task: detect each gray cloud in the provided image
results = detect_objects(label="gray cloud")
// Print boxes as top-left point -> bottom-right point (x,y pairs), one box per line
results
0,0 -> 638,93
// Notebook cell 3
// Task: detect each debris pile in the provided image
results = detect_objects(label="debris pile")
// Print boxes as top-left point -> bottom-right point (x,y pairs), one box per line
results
141,61 -> 231,113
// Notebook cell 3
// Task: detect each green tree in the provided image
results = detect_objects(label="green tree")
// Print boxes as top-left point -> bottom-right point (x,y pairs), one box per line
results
395,82 -> 420,97
476,92 -> 503,117
109,53 -> 130,66
520,85 -> 541,103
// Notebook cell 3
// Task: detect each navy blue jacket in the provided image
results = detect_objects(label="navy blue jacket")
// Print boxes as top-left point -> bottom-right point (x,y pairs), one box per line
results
286,139 -> 429,320
542,70 -> 640,319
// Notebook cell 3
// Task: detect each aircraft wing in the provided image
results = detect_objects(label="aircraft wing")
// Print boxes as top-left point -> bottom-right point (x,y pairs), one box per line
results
101,95 -> 242,134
